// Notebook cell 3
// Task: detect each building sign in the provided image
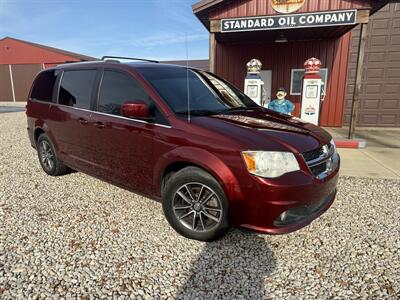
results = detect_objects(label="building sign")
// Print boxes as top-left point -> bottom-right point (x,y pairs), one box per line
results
271,0 -> 305,14
221,10 -> 357,32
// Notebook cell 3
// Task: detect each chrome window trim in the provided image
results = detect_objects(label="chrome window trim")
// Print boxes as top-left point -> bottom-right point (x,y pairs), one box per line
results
28,99 -> 172,129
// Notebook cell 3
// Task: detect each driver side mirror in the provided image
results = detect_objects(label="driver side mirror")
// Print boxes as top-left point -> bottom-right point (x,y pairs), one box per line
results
121,100 -> 150,119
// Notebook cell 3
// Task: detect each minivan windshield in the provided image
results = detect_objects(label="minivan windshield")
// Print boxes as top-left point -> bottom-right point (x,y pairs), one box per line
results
136,66 -> 259,116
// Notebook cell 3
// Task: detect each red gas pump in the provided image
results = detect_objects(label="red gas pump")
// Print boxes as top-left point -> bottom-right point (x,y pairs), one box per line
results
300,57 -> 323,125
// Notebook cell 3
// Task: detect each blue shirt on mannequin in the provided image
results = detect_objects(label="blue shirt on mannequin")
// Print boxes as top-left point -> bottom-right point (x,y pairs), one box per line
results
268,99 -> 295,115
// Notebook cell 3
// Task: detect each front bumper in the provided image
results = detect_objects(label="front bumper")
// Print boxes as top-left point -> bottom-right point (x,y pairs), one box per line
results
231,166 -> 339,234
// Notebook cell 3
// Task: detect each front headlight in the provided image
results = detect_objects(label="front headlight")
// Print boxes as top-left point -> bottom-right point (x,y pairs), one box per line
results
241,151 -> 300,178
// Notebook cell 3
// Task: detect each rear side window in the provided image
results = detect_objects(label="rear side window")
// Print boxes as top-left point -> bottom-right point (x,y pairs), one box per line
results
98,70 -> 150,115
30,70 -> 57,102
58,70 -> 96,109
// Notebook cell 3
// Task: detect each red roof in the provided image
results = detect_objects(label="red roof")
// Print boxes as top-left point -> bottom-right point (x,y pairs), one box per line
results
0,36 -> 97,62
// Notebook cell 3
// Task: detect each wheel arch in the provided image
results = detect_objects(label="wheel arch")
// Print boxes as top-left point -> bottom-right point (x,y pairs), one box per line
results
32,123 -> 60,153
34,127 -> 46,143
155,147 -> 243,201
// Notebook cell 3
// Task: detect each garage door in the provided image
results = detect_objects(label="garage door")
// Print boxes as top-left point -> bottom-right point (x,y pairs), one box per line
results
0,65 -> 14,102
11,64 -> 42,102
344,3 -> 400,127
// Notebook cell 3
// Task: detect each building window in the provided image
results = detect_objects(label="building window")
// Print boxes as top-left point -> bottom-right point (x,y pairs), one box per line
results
290,68 -> 328,96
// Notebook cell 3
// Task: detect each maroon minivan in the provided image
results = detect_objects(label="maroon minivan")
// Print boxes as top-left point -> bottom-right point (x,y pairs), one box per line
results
26,58 -> 340,241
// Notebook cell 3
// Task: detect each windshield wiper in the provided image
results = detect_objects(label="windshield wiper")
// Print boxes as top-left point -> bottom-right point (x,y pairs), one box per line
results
218,106 -> 256,114
175,109 -> 222,116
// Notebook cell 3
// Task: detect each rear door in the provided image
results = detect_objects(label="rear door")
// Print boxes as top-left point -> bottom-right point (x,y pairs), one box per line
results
91,69 -> 169,193
48,69 -> 98,172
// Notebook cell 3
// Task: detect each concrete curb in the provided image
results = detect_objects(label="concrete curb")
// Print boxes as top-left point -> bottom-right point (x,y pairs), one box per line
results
334,139 -> 367,149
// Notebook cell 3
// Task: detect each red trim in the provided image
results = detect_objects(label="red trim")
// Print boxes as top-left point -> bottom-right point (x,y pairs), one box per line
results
334,140 -> 359,148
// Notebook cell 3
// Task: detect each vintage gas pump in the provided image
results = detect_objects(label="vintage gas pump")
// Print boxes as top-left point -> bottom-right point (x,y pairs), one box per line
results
244,59 -> 266,106
300,57 -> 323,125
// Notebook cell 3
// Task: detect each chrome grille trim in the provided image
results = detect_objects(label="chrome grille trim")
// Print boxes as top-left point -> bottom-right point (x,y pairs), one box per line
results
306,144 -> 334,167
302,144 -> 337,179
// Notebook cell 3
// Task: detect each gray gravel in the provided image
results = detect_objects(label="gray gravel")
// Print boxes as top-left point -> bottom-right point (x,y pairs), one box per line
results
1,112 -> 399,299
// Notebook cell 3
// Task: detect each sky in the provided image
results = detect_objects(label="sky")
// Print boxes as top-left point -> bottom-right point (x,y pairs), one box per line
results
0,0 -> 209,60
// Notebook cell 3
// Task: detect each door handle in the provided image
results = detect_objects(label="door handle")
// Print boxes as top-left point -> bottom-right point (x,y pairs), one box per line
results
95,121 -> 106,128
78,118 -> 88,125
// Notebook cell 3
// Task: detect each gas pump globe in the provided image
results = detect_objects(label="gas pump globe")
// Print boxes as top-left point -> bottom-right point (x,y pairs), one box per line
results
244,59 -> 266,106
300,57 -> 323,125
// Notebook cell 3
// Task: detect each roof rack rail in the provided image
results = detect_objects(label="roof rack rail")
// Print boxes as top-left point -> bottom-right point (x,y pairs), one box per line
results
101,56 -> 159,63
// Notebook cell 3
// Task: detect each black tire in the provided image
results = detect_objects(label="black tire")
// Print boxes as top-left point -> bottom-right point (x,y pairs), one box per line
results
162,166 -> 229,241
37,133 -> 69,176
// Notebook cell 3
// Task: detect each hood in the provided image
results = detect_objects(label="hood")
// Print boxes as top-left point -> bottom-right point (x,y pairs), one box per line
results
190,108 -> 332,153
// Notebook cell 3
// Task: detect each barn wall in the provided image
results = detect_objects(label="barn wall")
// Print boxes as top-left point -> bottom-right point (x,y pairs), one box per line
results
0,65 -> 14,102
12,64 -> 43,101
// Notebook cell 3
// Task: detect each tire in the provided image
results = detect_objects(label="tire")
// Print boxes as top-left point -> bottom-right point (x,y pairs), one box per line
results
162,166 -> 229,241
37,133 -> 69,176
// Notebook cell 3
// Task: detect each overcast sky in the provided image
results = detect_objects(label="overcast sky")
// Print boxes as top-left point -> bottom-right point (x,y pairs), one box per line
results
0,0 -> 209,60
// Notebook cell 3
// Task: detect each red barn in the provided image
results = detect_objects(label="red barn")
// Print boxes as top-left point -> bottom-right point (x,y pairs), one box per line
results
0,37 -> 96,102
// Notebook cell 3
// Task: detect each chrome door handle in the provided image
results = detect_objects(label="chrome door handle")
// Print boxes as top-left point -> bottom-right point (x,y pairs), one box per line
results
78,118 -> 88,125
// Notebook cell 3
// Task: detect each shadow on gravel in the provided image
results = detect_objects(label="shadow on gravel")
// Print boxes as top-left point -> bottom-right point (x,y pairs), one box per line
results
176,230 -> 276,299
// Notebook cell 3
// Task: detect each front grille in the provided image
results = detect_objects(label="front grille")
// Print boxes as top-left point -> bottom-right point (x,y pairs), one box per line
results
302,147 -> 324,162
310,162 -> 327,176
302,143 -> 337,179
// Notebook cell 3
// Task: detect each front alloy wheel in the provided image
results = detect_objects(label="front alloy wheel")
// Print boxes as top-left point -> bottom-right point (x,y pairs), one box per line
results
163,166 -> 229,241
173,183 -> 223,232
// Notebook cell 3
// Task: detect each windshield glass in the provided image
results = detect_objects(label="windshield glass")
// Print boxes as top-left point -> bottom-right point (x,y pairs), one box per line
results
136,66 -> 258,115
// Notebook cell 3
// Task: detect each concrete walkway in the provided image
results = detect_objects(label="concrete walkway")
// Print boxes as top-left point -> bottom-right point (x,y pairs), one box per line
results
326,127 -> 400,179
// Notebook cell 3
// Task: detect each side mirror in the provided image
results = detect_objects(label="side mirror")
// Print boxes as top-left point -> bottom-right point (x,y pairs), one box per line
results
121,100 -> 150,119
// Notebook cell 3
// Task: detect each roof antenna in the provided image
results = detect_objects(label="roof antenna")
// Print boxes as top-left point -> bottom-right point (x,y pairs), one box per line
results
185,32 -> 191,123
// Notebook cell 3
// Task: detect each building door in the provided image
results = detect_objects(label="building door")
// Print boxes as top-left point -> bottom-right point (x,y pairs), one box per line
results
345,2 -> 400,127
260,70 -> 272,107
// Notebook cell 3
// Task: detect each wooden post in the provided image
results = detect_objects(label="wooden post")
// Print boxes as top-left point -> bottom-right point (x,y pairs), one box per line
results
209,33 -> 216,73
348,23 -> 368,139
9,64 -> 16,102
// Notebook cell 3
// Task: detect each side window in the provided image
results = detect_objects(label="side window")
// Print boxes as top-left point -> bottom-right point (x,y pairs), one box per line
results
30,70 -> 57,102
58,70 -> 96,109
98,70 -> 168,124
98,70 -> 150,115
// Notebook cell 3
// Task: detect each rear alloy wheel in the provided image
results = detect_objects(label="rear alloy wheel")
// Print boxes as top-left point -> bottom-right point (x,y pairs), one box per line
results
163,167 -> 229,241
39,140 -> 54,171
37,133 -> 69,176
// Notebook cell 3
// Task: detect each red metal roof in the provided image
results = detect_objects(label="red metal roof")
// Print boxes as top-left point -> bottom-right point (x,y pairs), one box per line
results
0,37 -> 97,63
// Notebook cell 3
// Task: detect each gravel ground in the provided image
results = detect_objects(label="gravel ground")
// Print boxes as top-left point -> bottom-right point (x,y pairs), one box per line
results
1,112 -> 399,299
